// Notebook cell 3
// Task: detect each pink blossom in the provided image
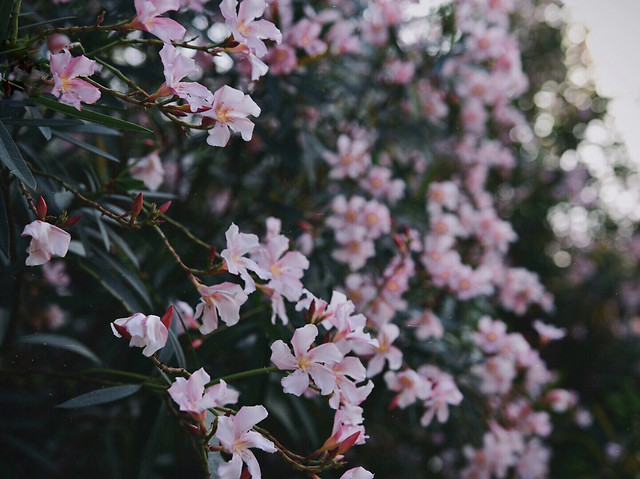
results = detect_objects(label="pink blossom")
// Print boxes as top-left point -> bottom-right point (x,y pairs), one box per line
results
287,18 -> 327,56
157,44 -> 213,112
128,151 -> 165,190
173,300 -> 200,334
339,467 -> 374,479
533,319 -> 566,343
221,223 -> 270,293
215,405 -> 276,479
407,310 -> 444,341
323,134 -> 371,180
179,0 -> 207,12
42,260 -> 71,293
168,368 -> 239,421
110,312 -> 169,357
270,323 -> 343,396
202,86 -> 261,147
473,316 -> 508,354
21,220 -> 71,266
361,323 -> 403,378
471,355 -> 516,395
384,369 -> 432,409
130,0 -> 186,43
220,0 -> 282,59
194,281 -> 249,333
265,44 -> 298,75
328,356 -> 368,409
49,50 -> 101,111
47,34 -> 70,54
418,365 -> 463,426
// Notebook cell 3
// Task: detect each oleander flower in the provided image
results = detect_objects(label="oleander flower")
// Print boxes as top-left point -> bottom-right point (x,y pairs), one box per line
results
49,50 -> 101,111
21,220 -> 71,266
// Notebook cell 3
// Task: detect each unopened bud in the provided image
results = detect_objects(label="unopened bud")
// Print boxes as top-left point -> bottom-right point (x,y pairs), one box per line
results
112,322 -> 132,340
160,305 -> 174,330
36,196 -> 47,220
63,215 -> 82,227
131,192 -> 144,220
158,201 -> 171,215
336,431 -> 360,455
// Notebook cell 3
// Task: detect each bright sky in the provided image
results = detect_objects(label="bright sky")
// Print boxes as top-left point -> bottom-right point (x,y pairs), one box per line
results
562,0 -> 640,166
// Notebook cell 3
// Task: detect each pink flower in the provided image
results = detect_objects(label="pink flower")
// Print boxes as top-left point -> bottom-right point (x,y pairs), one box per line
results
202,86 -> 261,147
323,134 -> 371,180
194,281 -> 249,333
130,0 -> 186,43
221,223 -> 270,293
221,0 -> 282,59
168,368 -> 239,421
110,312 -> 169,357
384,369 -> 432,409
340,467 -> 374,479
270,324 -> 343,396
418,365 -> 463,426
49,50 -> 101,111
21,220 -> 71,266
361,323 -> 403,378
157,44 -> 213,112
47,34 -> 70,54
215,405 -> 276,479
533,319 -> 566,343
407,310 -> 444,341
128,151 -> 165,190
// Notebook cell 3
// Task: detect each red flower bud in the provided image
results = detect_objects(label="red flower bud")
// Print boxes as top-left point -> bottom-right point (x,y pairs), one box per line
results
160,305 -> 173,330
157,201 -> 171,215
36,196 -> 47,220
63,215 -> 82,227
112,322 -> 132,340
131,193 -> 144,219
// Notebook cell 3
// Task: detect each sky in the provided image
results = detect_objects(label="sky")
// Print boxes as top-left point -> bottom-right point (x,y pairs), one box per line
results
562,0 -> 640,166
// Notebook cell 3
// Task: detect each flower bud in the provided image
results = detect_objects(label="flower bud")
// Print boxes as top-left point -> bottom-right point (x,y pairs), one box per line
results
158,201 -> 171,215
36,196 -> 47,220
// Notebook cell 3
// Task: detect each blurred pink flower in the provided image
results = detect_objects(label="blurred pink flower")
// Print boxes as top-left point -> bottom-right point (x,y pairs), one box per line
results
128,151 -> 165,190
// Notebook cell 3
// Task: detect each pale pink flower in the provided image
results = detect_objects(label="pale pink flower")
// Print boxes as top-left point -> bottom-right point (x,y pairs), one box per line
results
221,223 -> 270,293
21,220 -> 71,266
42,260 -> 71,292
332,238 -> 375,271
168,368 -> 239,421
533,319 -> 566,343
362,323 -> 403,378
516,439 -> 550,479
328,356 -> 368,409
407,310 -> 444,341
202,86 -> 261,147
47,34 -> 70,54
180,0 -> 207,12
544,388 -> 577,413
215,405 -> 276,479
339,467 -> 374,479
270,323 -> 343,396
473,316 -> 508,354
44,304 -> 66,329
173,300 -> 200,334
110,312 -> 169,357
194,281 -> 248,333
128,151 -> 165,190
220,0 -> 282,59
130,0 -> 186,43
384,369 -> 432,409
157,44 -> 213,112
418,365 -> 463,426
49,50 -> 100,111
265,44 -> 298,75
471,355 -> 516,395
287,18 -> 327,56
323,134 -> 371,180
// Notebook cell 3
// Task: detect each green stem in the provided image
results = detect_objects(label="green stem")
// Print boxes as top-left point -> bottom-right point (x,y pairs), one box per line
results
84,368 -> 155,381
10,0 -> 23,45
211,365 -> 279,385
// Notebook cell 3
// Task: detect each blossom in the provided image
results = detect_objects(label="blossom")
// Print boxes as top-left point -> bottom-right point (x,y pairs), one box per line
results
194,281 -> 249,333
533,319 -> 566,343
110,312 -> 169,357
49,50 -> 100,111
128,151 -> 165,190
270,324 -> 343,396
168,368 -> 239,421
339,467 -> 374,479
157,44 -> 213,112
202,86 -> 261,147
215,405 -> 276,479
21,220 -> 71,266
220,0 -> 282,59
220,223 -> 270,293
130,0 -> 186,43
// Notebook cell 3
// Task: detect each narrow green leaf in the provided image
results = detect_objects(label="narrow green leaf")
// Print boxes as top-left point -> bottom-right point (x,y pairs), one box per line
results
18,15 -> 76,30
0,121 -> 36,189
56,385 -> 142,409
81,259 -> 143,313
51,131 -> 120,162
18,333 -> 102,365
0,191 -> 9,264
35,96 -> 152,133
0,0 -> 14,43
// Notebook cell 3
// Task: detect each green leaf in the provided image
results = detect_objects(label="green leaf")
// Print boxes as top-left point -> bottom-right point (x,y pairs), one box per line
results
18,333 -> 102,365
1,118 -> 83,127
35,96 -> 152,133
80,259 -> 143,313
56,385 -> 142,409
115,176 -> 146,192
0,0 -> 13,43
0,191 -> 9,264
0,121 -> 36,189
50,131 -> 120,162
